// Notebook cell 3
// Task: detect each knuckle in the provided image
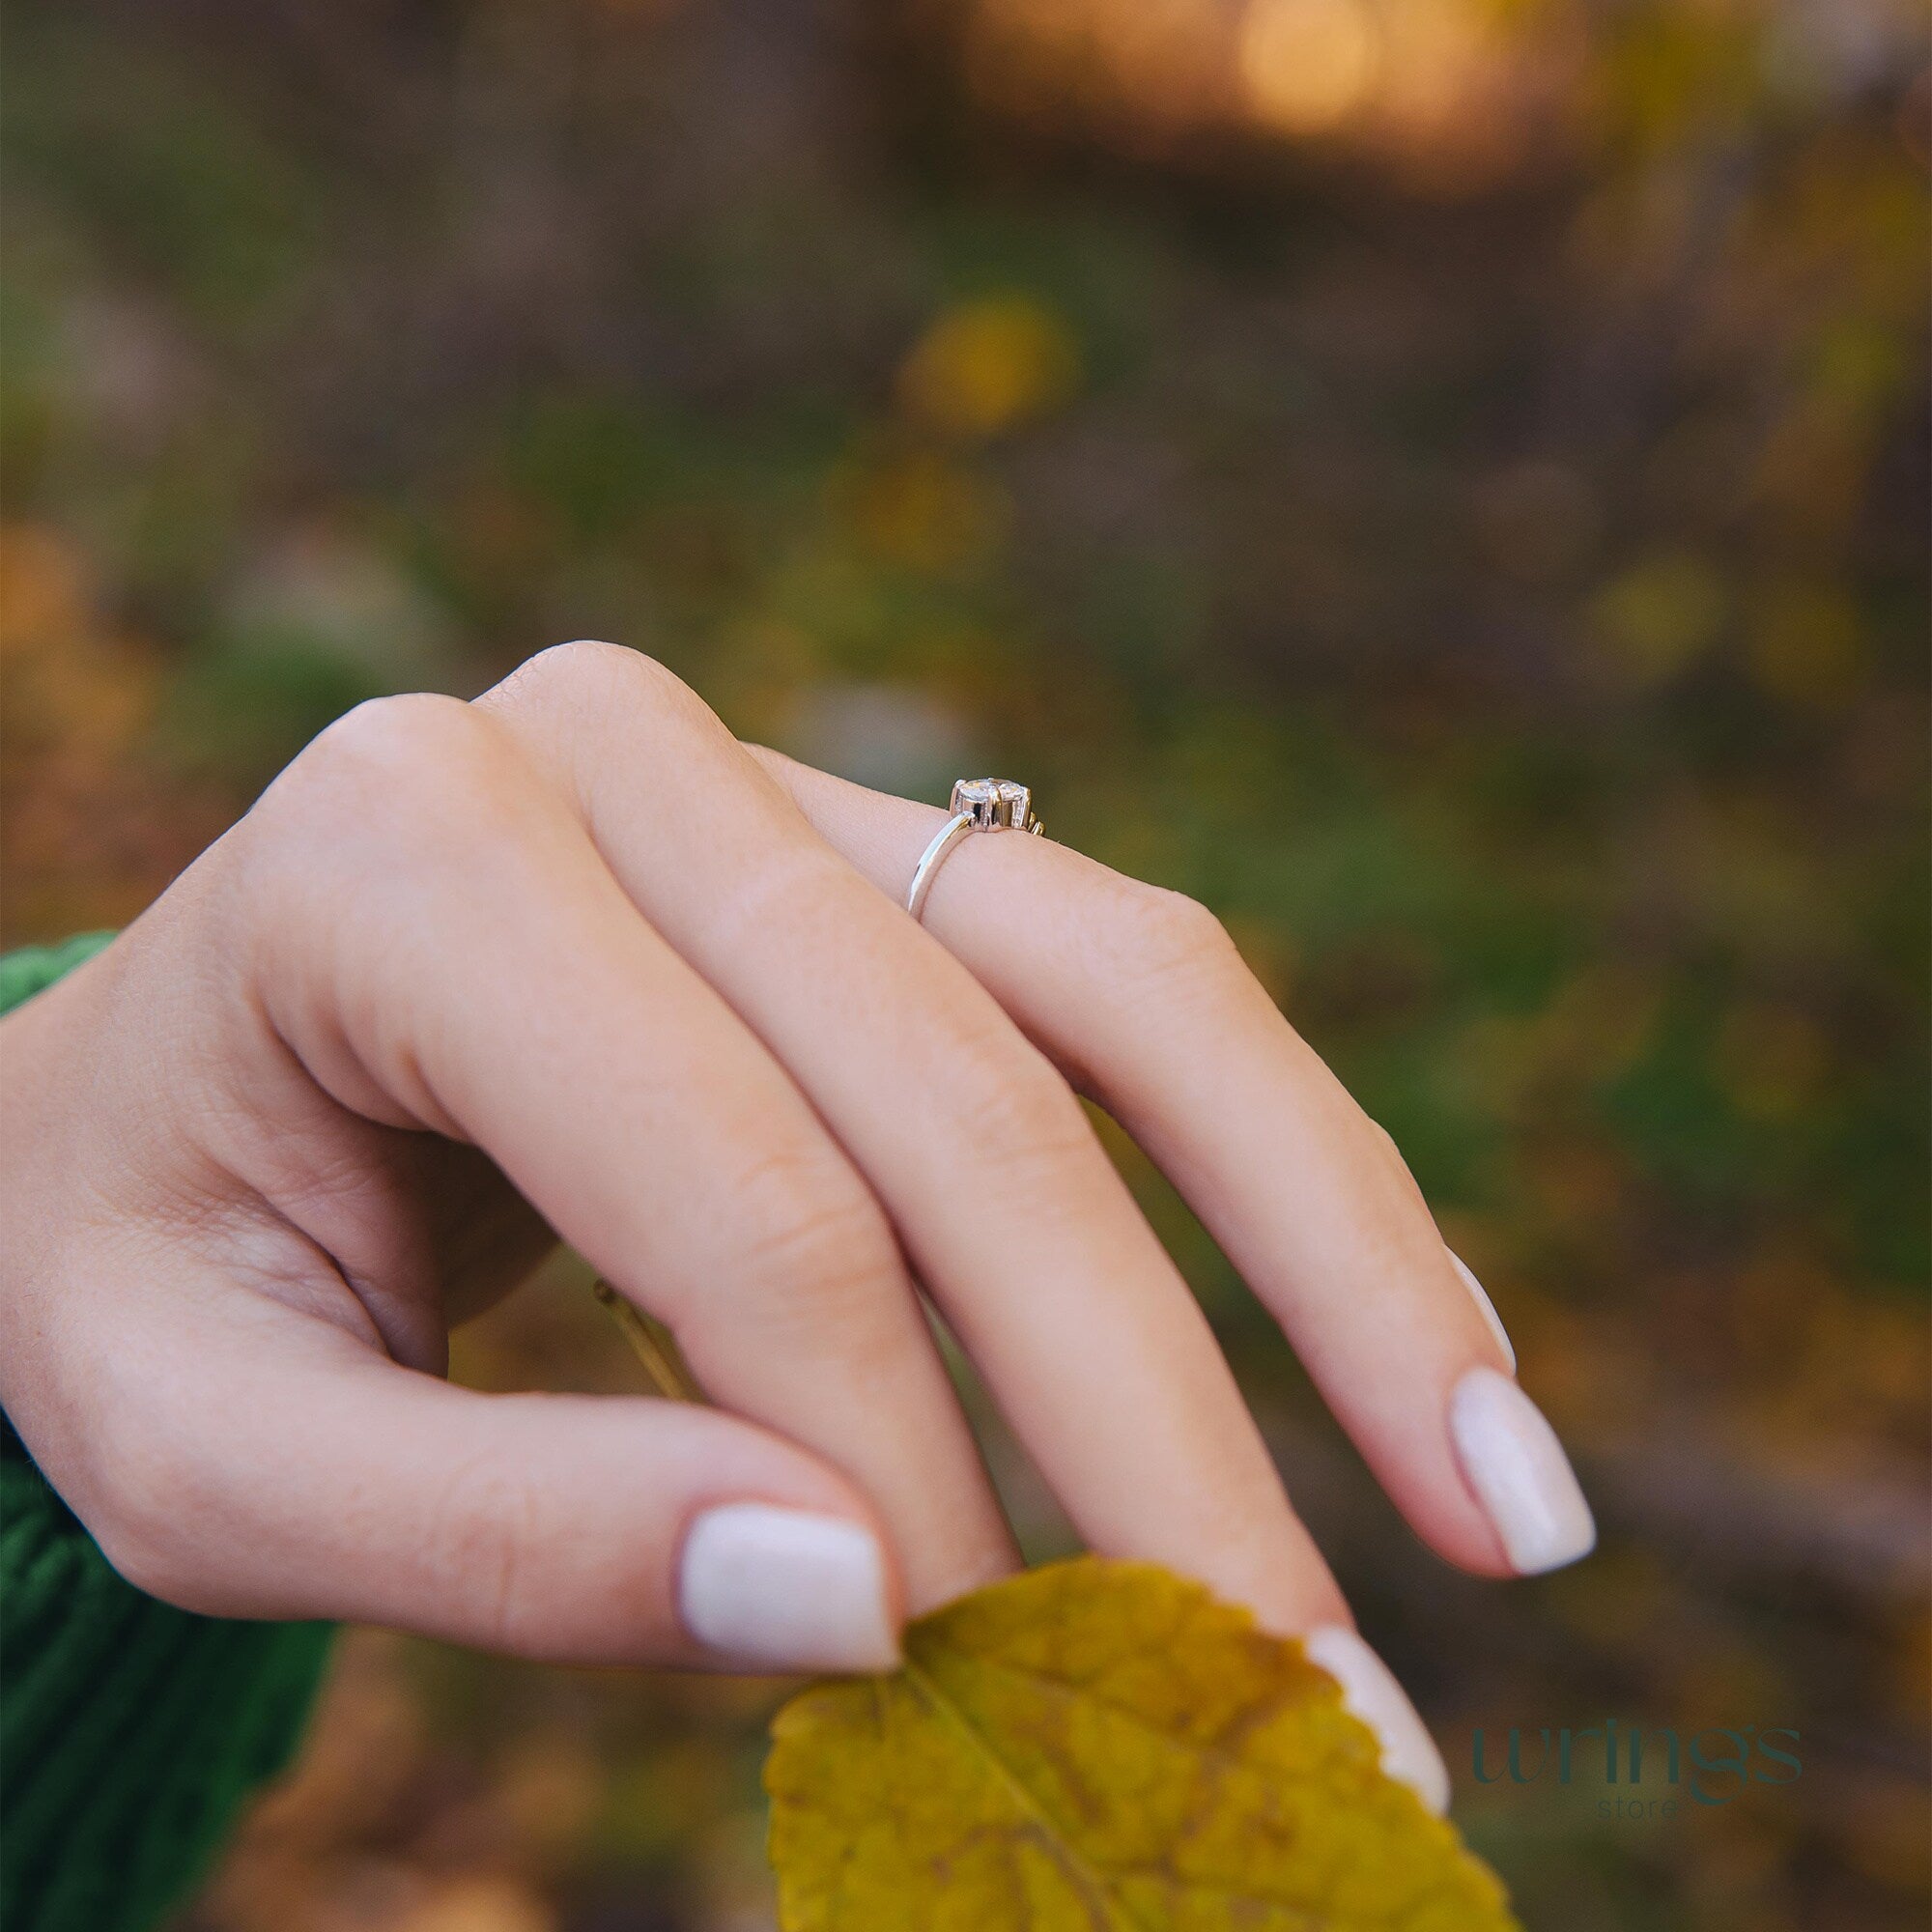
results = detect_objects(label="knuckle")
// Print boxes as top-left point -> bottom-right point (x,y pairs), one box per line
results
932,1017 -> 1091,1171
260,693 -> 520,867
1092,879 -> 1244,1009
303,691 -> 484,789
428,1447 -> 549,1655
724,1144 -> 900,1315
490,639 -> 688,721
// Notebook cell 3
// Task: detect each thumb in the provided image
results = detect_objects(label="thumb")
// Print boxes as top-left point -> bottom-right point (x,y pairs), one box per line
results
61,1292 -> 904,1675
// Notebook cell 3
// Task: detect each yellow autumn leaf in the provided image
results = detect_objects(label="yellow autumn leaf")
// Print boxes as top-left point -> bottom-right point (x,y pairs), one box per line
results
766,1557 -> 1519,1931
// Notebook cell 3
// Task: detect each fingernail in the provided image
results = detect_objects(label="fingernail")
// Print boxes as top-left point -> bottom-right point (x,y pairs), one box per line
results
678,1504 -> 899,1673
1304,1626 -> 1451,1814
1449,1366 -> 1597,1574
1448,1251 -> 1516,1373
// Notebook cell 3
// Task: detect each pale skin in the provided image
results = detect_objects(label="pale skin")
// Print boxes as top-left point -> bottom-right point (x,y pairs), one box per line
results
0,641 -> 1590,1804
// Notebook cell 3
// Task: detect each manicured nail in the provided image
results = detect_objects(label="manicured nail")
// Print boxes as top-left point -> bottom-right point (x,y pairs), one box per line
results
1449,1367 -> 1597,1574
1448,1251 -> 1516,1373
1304,1626 -> 1450,1814
678,1504 -> 899,1673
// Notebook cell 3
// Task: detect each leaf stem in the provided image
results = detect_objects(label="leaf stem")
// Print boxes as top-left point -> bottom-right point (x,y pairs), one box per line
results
592,1278 -> 703,1403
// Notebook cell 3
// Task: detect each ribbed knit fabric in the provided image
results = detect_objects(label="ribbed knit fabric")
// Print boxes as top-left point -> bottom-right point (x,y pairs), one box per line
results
0,935 -> 335,1932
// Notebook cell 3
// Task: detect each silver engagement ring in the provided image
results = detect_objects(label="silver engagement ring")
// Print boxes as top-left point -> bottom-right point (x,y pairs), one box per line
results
906,779 -> 1043,922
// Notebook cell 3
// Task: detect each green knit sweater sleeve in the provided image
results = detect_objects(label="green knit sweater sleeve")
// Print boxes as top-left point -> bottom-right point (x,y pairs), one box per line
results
0,935 -> 335,1932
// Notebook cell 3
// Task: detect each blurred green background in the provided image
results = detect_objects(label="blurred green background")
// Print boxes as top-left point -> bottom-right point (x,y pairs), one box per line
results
2,2 -> 1926,1928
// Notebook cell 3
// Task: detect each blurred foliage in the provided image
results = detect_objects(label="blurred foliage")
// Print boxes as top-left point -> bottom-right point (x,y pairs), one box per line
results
0,2 -> 1925,1929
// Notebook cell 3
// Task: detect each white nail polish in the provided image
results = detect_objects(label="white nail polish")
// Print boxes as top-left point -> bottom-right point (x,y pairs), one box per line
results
1448,1251 -> 1516,1373
678,1504 -> 899,1673
1304,1626 -> 1451,1814
1449,1367 -> 1597,1574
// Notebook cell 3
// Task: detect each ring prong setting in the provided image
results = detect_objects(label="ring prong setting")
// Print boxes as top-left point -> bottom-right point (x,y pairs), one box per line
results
949,778 -> 1041,835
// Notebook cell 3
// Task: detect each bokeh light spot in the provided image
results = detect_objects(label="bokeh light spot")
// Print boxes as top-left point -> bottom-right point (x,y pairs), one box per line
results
896,294 -> 1081,440
1239,0 -> 1380,135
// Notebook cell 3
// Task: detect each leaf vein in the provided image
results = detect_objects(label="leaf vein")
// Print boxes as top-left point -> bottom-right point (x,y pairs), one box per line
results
904,1655 -> 1152,1932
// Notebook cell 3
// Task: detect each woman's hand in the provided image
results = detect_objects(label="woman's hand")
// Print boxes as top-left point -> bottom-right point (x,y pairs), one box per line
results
0,641 -> 1591,1809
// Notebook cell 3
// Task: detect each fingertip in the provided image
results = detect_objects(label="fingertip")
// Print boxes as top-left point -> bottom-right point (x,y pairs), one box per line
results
677,1501 -> 901,1674
1449,1367 -> 1597,1576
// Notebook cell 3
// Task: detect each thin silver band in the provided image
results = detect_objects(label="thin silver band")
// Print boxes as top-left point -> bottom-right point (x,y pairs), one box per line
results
905,811 -> 975,922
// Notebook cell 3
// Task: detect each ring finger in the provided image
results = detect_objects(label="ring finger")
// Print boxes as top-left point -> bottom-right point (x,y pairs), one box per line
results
481,643 -> 1351,1638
